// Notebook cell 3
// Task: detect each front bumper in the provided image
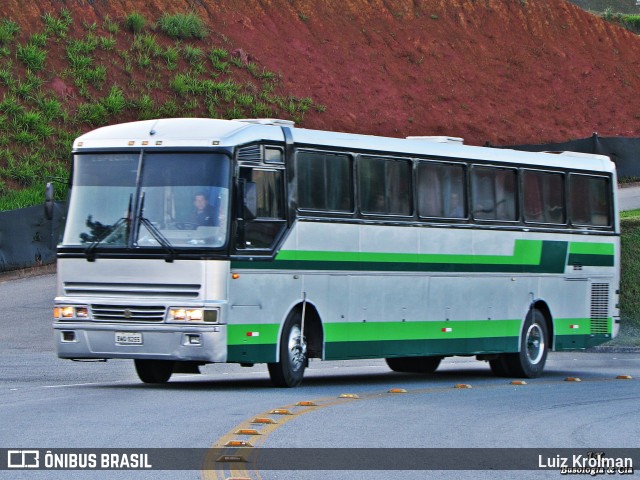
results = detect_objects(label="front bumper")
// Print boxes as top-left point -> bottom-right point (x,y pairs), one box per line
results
54,322 -> 227,363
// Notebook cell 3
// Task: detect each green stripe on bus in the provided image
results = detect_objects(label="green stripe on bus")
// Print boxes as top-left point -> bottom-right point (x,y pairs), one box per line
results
324,337 -> 519,359
232,240 -> 570,273
227,344 -> 276,363
569,242 -> 614,255
567,242 -> 615,267
224,318 -> 610,363
277,239 -> 542,266
226,318 -> 610,345
554,334 -> 612,350
554,317 -> 612,335
228,323 -> 280,345
323,319 -> 522,342
567,254 -> 615,266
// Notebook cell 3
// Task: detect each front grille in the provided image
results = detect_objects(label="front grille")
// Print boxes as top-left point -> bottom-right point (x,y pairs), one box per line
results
91,304 -> 166,322
590,283 -> 610,334
65,282 -> 200,299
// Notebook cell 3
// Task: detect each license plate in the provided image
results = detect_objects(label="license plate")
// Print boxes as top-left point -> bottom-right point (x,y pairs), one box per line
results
115,332 -> 143,345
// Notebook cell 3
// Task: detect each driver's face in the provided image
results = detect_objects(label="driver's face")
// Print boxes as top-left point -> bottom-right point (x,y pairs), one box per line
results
194,195 -> 207,210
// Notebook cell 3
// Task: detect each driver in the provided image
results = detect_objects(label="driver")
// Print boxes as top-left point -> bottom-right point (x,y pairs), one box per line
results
193,193 -> 218,226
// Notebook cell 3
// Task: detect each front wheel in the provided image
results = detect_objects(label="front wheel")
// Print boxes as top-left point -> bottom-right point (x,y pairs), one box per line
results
134,359 -> 174,383
268,313 -> 307,387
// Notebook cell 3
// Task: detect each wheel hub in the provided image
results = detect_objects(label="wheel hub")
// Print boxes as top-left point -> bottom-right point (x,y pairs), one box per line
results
287,324 -> 306,372
525,323 -> 545,365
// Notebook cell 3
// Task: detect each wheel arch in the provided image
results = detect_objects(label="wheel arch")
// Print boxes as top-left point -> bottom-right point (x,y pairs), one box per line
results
276,300 -> 324,361
530,299 -> 554,350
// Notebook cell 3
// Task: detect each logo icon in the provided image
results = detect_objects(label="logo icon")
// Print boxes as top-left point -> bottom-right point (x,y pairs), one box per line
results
8,450 -> 39,468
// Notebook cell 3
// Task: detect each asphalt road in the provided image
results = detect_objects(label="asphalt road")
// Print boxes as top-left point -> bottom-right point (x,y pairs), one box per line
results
0,274 -> 639,480
618,184 -> 640,211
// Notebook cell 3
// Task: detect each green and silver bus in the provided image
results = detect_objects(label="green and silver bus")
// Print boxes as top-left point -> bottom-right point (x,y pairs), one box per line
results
53,118 -> 620,386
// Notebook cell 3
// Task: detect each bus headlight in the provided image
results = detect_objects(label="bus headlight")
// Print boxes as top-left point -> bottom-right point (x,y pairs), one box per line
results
54,306 -> 89,320
167,308 -> 218,323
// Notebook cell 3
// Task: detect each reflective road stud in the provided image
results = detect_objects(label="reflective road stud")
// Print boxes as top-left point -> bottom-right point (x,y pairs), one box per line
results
388,388 -> 408,393
225,440 -> 253,447
270,409 -> 293,415
252,417 -> 277,424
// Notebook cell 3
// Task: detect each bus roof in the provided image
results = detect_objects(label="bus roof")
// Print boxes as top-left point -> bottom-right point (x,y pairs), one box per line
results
73,118 -> 615,173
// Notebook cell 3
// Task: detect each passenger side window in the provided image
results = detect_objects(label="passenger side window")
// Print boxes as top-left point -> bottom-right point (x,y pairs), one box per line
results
522,170 -> 566,224
471,166 -> 517,221
417,162 -> 466,219
296,151 -> 353,212
359,156 -> 412,216
569,175 -> 611,227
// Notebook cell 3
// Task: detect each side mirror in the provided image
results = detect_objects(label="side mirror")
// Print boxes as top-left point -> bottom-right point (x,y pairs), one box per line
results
44,182 -> 55,220
240,180 -> 257,221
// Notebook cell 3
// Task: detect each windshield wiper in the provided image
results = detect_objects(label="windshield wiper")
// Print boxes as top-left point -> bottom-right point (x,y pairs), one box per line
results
137,192 -> 177,263
84,194 -> 132,262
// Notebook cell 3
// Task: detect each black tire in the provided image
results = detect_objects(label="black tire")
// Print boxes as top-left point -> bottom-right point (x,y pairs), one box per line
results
268,312 -> 307,388
488,355 -> 512,377
134,359 -> 174,384
385,356 -> 442,373
490,309 -> 548,378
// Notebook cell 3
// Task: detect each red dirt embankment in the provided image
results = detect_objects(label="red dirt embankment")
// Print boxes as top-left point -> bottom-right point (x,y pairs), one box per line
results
5,0 -> 640,145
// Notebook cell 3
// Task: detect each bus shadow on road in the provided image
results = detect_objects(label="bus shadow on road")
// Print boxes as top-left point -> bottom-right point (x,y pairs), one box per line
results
102,364 -> 603,391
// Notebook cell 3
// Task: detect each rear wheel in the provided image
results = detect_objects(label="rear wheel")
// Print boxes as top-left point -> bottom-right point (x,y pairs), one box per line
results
134,359 -> 174,384
268,312 -> 307,387
386,356 -> 443,373
490,309 -> 548,378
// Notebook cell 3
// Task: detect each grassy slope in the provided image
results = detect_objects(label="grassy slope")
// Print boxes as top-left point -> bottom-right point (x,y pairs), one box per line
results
0,10 -> 320,209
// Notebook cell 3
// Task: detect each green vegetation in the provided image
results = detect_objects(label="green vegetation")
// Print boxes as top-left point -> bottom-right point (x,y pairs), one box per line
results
0,11 -> 322,211
619,215 -> 640,344
0,19 -> 19,44
16,42 -> 47,71
42,10 -> 72,38
124,12 -> 145,33
602,8 -> 640,33
157,12 -> 207,40
569,1 -> 640,33
569,0 -> 640,15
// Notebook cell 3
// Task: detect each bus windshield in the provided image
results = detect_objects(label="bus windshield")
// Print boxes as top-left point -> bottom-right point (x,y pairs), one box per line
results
62,151 -> 231,251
